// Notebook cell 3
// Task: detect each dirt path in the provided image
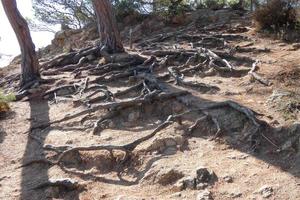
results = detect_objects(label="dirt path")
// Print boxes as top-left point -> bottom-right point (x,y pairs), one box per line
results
1,9 -> 300,200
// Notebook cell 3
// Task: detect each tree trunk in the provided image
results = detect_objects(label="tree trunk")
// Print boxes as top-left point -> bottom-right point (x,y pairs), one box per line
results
92,0 -> 124,53
1,0 -> 40,87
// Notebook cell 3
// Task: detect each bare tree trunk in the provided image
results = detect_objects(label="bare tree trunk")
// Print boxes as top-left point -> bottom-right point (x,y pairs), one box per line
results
92,0 -> 124,53
1,0 -> 40,87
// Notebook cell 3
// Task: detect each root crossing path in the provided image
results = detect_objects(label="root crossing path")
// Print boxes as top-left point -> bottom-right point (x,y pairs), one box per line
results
1,10 -> 300,200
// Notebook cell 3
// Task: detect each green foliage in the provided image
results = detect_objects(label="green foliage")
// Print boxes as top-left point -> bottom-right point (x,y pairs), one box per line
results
0,91 -> 16,102
154,0 -> 191,19
253,0 -> 298,31
32,0 -> 95,29
205,0 -> 224,10
0,91 -> 15,113
114,0 -> 142,21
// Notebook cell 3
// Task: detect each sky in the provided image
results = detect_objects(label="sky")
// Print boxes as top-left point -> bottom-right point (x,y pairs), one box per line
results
0,0 -> 57,67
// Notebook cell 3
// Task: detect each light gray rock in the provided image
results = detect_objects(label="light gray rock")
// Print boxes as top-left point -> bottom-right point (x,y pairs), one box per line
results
256,185 -> 273,198
223,175 -> 233,183
196,183 -> 209,190
196,189 -> 213,200
174,176 -> 196,191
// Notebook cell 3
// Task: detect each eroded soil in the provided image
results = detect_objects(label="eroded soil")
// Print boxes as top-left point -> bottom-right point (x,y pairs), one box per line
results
1,9 -> 300,200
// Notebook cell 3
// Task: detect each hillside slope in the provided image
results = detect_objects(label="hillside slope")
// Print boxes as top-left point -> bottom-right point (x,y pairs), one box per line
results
0,9 -> 300,200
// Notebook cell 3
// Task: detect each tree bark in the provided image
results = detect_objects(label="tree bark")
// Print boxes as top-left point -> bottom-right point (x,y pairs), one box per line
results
92,0 -> 124,53
1,0 -> 40,87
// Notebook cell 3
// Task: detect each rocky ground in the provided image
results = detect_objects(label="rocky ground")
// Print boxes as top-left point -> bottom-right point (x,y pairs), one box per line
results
0,8 -> 300,200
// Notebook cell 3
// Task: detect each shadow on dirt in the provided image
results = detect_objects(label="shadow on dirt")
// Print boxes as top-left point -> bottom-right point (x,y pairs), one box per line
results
20,98 -> 81,200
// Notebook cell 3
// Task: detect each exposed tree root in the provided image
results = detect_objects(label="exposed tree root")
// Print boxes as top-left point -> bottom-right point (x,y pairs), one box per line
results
248,61 -> 271,86
43,90 -> 189,128
168,67 -> 219,93
42,46 -> 99,69
32,178 -> 85,191
45,114 -> 181,168
58,57 -> 88,72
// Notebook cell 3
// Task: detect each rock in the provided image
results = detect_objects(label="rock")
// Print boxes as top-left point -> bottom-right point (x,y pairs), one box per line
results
292,43 -> 300,50
157,169 -> 184,186
169,192 -> 183,198
164,147 -> 177,155
196,183 -> 209,190
174,176 -> 196,191
256,185 -> 273,198
196,167 -> 217,184
66,140 -> 73,144
196,189 -> 213,200
223,175 -> 233,183
229,192 -> 242,198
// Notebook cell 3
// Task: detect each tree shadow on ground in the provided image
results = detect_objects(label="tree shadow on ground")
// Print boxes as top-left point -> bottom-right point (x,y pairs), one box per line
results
20,98 -> 80,200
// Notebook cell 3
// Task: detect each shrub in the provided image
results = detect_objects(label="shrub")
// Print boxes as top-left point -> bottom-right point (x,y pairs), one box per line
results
253,0 -> 298,31
114,0 -> 141,22
205,0 -> 224,10
0,91 -> 15,114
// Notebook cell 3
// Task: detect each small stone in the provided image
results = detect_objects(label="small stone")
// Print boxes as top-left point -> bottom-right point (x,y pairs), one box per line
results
196,183 -> 209,190
196,189 -> 213,200
175,176 -> 196,190
292,43 -> 300,50
256,185 -> 273,198
230,192 -> 242,198
196,167 -> 217,184
169,192 -> 182,198
66,140 -> 73,144
223,175 -> 233,183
